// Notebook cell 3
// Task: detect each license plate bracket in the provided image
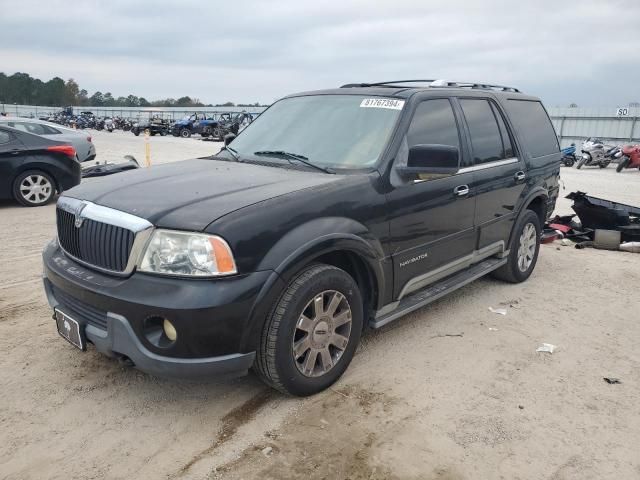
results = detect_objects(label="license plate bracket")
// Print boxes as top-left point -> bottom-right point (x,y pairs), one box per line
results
54,309 -> 86,351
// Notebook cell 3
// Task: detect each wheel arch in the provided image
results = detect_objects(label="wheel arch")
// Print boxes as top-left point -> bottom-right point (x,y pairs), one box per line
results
240,223 -> 388,352
508,189 -> 549,246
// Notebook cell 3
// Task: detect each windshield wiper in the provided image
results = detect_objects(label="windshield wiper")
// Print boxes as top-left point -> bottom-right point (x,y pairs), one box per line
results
222,145 -> 240,161
254,150 -> 334,174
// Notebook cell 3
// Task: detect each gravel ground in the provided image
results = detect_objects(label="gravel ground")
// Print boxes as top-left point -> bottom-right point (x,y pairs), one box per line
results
1,131 -> 639,480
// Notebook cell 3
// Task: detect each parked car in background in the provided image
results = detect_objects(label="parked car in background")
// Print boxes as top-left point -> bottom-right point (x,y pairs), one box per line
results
0,118 -> 96,162
42,79 -> 560,395
0,126 -> 81,206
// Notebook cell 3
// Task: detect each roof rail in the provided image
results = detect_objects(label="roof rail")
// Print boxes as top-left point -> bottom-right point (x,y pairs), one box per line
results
340,79 -> 521,93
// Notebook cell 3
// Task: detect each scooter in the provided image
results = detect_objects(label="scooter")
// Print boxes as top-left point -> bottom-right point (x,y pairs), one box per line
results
104,117 -> 114,132
616,144 -> 640,172
561,144 -> 577,167
577,138 -> 619,169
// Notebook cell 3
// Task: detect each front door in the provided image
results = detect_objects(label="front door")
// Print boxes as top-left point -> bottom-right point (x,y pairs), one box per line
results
386,98 -> 476,299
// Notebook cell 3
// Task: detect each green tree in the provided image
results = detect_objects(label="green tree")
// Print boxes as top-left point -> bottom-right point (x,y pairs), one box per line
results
89,91 -> 104,106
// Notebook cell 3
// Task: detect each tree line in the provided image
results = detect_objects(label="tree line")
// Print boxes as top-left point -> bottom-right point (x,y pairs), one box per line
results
0,72 -> 263,108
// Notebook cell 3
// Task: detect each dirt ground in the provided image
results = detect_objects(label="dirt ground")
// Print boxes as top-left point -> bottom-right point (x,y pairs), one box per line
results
1,131 -> 639,480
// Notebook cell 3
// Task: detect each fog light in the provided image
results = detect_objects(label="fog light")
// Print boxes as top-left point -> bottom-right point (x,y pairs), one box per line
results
163,319 -> 177,341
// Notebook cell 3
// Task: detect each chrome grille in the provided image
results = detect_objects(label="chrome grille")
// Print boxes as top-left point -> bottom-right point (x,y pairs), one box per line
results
56,208 -> 135,271
55,197 -> 153,274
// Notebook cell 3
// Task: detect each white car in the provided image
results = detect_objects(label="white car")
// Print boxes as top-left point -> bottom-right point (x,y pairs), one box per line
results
0,118 -> 96,162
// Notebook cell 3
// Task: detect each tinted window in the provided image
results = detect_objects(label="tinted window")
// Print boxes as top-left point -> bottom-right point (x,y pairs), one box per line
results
41,124 -> 61,134
0,130 -> 10,144
7,121 -> 47,135
491,102 -> 514,158
460,99 -> 504,164
407,99 -> 460,151
505,100 -> 559,158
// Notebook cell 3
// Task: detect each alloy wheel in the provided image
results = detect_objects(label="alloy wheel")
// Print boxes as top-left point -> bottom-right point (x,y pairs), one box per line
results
20,175 -> 53,204
517,223 -> 537,272
292,290 -> 353,377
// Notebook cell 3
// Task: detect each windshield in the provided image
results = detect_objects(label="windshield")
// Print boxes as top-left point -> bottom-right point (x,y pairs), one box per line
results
228,95 -> 404,168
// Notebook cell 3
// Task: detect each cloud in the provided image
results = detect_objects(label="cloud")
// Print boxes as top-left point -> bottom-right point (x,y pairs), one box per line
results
1,0 -> 639,105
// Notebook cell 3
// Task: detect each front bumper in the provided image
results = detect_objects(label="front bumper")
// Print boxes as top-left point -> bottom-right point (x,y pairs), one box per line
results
42,241 -> 276,379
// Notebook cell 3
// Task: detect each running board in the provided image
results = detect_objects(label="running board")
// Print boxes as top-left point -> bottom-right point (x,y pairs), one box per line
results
370,257 -> 507,329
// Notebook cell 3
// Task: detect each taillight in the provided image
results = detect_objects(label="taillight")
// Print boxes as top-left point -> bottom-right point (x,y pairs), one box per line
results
87,136 -> 92,142
46,145 -> 77,159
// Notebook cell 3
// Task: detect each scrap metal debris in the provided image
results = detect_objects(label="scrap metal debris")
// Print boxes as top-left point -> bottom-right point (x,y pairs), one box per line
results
545,192 -> 640,251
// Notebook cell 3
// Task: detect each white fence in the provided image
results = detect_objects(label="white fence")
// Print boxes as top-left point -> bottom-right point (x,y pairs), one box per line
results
3,103 -> 639,148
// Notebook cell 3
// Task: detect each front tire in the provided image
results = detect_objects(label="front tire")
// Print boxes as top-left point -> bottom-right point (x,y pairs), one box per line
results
576,156 -> 587,169
180,128 -> 191,138
13,170 -> 56,207
255,264 -> 363,396
492,210 -> 541,283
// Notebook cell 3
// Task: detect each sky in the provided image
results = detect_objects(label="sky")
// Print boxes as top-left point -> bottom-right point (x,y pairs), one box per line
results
1,0 -> 639,107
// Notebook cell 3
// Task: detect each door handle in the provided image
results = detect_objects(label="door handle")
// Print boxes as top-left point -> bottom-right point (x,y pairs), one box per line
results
454,185 -> 469,196
514,171 -> 526,182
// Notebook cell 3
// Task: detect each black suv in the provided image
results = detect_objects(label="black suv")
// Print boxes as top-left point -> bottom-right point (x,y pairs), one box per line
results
42,80 -> 560,396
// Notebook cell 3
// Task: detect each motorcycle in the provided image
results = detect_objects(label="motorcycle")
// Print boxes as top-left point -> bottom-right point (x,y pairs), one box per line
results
616,144 -> 640,172
104,117 -> 114,132
576,137 -> 620,169
561,144 -> 577,167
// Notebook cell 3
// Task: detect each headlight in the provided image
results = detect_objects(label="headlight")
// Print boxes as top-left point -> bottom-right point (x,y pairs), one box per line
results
139,230 -> 237,277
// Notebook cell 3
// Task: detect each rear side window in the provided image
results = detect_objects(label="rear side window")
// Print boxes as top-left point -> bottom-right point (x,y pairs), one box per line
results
407,99 -> 460,151
459,99 -> 504,164
41,124 -> 61,134
490,103 -> 514,158
505,100 -> 559,158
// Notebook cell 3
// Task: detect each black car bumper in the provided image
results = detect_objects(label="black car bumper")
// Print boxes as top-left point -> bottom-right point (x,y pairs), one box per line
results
42,241 -> 279,379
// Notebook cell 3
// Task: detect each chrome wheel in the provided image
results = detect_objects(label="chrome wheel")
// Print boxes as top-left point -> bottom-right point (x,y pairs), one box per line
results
20,175 -> 53,204
517,223 -> 537,272
292,290 -> 353,378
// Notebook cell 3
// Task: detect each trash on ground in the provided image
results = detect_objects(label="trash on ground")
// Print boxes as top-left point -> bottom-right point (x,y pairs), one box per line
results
536,343 -> 556,354
560,238 -> 573,246
489,307 -> 507,315
593,229 -> 622,250
261,446 -> 273,456
488,327 -> 499,331
603,377 -> 622,384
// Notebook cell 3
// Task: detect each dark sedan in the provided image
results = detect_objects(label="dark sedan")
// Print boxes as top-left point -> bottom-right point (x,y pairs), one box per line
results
0,126 -> 81,207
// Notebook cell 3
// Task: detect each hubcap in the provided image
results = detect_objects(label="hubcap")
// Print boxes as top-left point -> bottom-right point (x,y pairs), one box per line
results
292,290 -> 352,378
517,222 -> 537,272
20,175 -> 52,204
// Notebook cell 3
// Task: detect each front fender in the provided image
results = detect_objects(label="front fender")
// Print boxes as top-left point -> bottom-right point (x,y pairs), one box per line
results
258,217 -> 384,276
239,218 -> 388,351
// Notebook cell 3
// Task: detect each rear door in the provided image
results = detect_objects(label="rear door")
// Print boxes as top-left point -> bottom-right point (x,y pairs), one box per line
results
0,128 -> 26,198
457,98 -> 525,250
387,98 -> 476,299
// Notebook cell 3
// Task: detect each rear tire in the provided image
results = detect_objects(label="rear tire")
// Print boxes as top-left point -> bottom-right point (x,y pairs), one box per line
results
616,158 -> 630,172
255,264 -> 363,396
13,170 -> 56,207
492,210 -> 541,283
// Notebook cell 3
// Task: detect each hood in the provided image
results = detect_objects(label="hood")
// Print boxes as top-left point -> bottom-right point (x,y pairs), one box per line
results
64,158 -> 341,231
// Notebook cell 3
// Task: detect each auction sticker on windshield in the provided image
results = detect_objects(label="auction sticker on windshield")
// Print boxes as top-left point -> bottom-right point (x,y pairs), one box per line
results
360,98 -> 405,110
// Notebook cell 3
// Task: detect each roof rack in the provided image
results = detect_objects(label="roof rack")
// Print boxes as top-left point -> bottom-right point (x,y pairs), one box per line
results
340,79 -> 521,93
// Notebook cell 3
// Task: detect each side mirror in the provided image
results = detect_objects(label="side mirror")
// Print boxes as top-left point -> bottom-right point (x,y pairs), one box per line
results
224,133 -> 236,146
397,144 -> 459,179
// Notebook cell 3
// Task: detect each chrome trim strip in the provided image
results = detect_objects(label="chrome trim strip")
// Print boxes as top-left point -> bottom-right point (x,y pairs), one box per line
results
57,196 -> 153,233
458,157 -> 519,174
56,196 -> 154,276
398,241 -> 505,299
